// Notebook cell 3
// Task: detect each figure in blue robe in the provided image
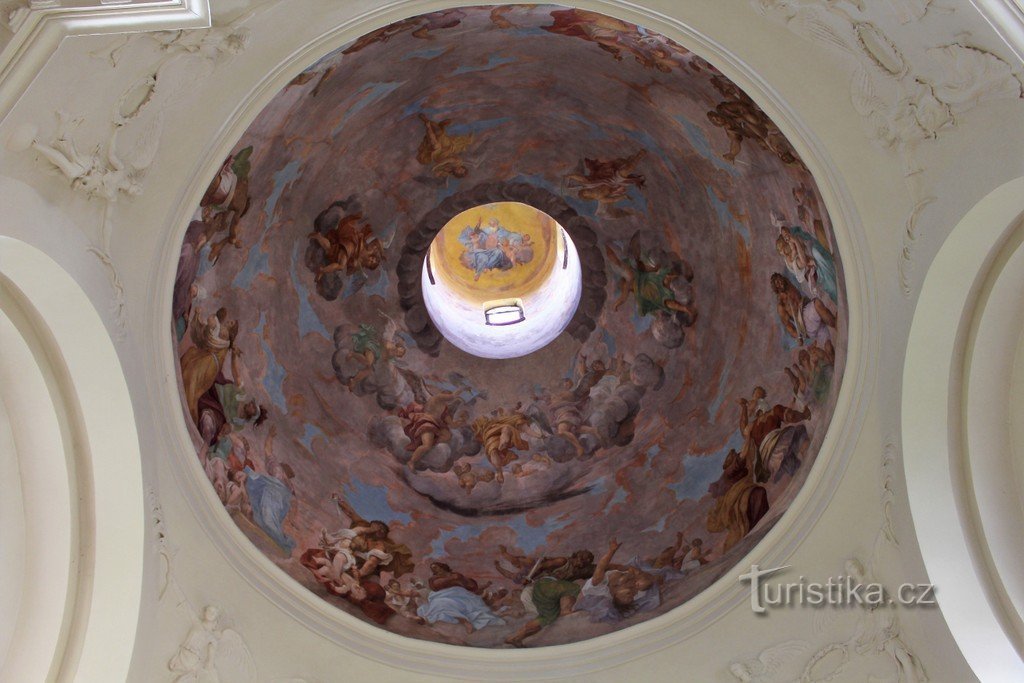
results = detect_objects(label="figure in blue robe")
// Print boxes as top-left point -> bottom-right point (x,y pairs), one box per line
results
244,467 -> 295,554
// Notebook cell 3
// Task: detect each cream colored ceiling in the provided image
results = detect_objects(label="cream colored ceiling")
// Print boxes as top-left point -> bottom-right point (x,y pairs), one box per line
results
0,0 -> 1022,681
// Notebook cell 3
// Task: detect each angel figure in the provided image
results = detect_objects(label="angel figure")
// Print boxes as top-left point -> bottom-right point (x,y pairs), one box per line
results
728,640 -> 808,682
399,389 -> 464,469
847,558 -> 929,683
563,150 -> 646,218
416,113 -> 473,179
202,146 -> 254,264
306,196 -> 387,300
471,408 -> 532,483
168,604 -> 256,683
707,75 -> 799,166
154,25 -> 250,61
605,232 -> 697,349
452,462 -> 495,492
307,204 -> 384,282
9,110 -> 161,249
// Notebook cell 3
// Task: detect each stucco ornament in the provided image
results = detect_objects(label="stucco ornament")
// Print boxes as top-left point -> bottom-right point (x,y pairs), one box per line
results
10,110 -> 159,208
752,0 -> 1023,294
726,448 -> 929,683
729,640 -> 809,682
168,604 -> 257,683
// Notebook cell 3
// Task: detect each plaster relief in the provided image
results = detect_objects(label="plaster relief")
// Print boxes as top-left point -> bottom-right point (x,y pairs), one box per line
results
753,0 -> 1023,294
6,7 -> 258,336
169,604 -> 257,683
727,440 -> 927,682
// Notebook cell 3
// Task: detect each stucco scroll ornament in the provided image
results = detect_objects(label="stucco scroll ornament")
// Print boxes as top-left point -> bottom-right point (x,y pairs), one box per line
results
4,1 -> 62,35
6,106 -> 162,335
845,558 -> 928,683
752,0 -> 1023,294
97,0 -> 260,68
729,640 -> 810,682
4,5 -> 30,34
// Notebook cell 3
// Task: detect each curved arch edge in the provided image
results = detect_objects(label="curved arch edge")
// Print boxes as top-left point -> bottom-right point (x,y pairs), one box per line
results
902,176 -> 1024,680
0,236 -> 145,682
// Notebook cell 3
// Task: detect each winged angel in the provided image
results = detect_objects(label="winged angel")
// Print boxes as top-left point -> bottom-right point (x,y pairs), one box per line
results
168,604 -> 257,683
729,640 -> 808,682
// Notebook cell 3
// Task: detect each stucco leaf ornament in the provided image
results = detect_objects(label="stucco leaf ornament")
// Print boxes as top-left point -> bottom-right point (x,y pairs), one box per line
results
730,640 -> 810,682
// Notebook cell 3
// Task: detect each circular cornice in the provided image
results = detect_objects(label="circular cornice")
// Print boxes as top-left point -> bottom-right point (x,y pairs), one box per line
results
144,1 -> 875,676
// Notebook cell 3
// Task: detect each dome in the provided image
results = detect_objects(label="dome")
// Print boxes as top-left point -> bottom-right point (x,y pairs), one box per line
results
172,4 -> 845,648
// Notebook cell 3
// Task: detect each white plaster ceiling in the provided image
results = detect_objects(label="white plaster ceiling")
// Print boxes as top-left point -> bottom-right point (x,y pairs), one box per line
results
0,0 -> 1022,680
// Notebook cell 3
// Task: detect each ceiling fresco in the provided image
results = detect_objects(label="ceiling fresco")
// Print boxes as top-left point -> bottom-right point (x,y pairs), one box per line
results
172,4 -> 846,647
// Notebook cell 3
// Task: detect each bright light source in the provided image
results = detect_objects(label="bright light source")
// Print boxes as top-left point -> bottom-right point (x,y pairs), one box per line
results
422,202 -> 581,359
484,301 -> 525,326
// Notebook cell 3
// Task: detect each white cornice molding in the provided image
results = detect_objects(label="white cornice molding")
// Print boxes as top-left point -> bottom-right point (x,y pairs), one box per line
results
972,0 -> 1024,63
0,0 -> 211,123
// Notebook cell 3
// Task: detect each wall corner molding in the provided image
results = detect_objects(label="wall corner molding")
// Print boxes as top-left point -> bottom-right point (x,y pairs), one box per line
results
0,0 -> 211,123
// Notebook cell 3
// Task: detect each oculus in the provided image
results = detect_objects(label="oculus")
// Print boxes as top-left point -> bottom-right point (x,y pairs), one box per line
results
422,201 -> 583,359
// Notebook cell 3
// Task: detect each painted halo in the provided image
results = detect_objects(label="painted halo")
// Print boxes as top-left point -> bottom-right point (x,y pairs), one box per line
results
173,4 -> 846,648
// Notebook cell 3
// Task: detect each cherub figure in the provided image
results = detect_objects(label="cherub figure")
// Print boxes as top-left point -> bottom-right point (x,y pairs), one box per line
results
308,208 -> 384,282
452,462 -> 495,492
564,150 -> 646,217
10,110 -> 161,250
416,113 -> 473,179
605,233 -> 697,349
385,579 -> 426,623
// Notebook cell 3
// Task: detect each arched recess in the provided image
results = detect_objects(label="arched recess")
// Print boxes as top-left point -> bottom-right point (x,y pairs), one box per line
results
0,237 -> 144,682
903,177 -> 1024,681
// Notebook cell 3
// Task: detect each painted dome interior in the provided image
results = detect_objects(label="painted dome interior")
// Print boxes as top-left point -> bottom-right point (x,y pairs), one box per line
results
173,4 -> 846,648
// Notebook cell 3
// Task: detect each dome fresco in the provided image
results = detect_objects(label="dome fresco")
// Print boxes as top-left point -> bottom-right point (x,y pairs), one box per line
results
173,4 -> 846,648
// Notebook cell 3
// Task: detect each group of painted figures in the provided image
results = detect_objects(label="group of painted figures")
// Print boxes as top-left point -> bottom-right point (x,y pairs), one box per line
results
173,158 -> 836,644
706,189 -> 839,553
302,498 -> 719,646
172,5 -> 840,645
